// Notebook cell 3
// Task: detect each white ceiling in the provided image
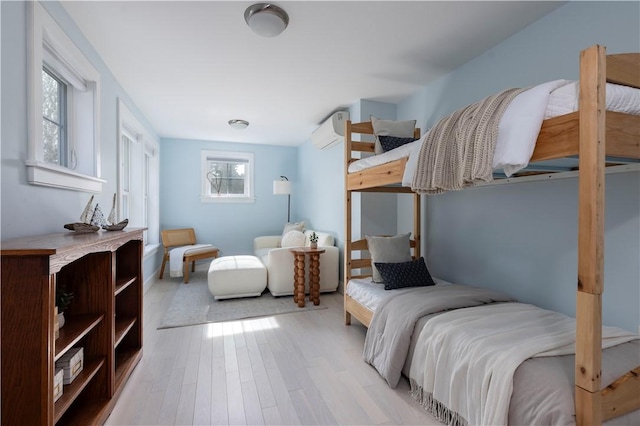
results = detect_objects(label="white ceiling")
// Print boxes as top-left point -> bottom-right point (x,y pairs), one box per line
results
61,1 -> 564,146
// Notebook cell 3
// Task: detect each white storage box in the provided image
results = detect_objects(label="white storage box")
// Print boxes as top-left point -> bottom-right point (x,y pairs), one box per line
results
53,368 -> 64,402
55,347 -> 83,384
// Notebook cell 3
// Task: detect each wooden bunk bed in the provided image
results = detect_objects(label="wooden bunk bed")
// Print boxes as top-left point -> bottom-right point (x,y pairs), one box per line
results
343,45 -> 639,425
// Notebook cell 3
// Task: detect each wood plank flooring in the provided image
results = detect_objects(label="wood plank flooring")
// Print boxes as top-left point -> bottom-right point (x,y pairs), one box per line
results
106,269 -> 440,425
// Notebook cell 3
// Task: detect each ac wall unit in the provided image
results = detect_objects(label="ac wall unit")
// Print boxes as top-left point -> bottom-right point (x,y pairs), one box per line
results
311,111 -> 350,149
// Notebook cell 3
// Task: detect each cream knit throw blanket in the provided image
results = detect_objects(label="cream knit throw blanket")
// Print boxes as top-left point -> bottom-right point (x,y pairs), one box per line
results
412,87 -> 526,194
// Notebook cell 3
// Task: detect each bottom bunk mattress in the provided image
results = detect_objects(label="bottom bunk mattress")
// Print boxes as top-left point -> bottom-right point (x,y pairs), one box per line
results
356,282 -> 640,426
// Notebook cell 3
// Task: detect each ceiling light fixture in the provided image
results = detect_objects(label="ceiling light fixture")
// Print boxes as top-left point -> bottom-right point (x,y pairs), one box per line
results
228,119 -> 249,130
244,3 -> 289,38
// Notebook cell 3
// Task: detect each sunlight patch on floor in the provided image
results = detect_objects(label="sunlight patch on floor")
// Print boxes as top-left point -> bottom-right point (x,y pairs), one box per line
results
205,316 -> 280,338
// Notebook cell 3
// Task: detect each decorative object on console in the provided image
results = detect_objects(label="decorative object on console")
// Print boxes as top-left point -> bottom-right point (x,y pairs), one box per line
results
104,192 -> 128,231
79,195 -> 95,223
64,194 -> 128,232
90,203 -> 108,228
64,195 -> 100,232
273,176 -> 292,222
309,231 -> 319,249
63,222 -> 100,233
244,3 -> 289,38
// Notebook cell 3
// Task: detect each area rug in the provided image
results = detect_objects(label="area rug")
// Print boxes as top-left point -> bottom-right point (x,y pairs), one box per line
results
158,274 -> 327,329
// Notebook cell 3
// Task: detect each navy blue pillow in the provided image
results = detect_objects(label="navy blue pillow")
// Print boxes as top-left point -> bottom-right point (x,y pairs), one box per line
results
374,257 -> 435,290
378,135 -> 418,152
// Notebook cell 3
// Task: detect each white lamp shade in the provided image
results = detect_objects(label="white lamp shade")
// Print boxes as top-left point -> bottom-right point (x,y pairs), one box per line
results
273,180 -> 291,195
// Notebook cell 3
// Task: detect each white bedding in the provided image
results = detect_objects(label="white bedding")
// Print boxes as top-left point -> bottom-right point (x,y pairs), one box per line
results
346,81 -> 640,180
346,276 -> 451,311
350,278 -> 640,424
408,302 -> 638,426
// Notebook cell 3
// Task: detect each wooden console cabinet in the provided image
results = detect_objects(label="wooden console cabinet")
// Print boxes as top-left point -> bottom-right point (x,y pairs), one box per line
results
1,228 -> 145,425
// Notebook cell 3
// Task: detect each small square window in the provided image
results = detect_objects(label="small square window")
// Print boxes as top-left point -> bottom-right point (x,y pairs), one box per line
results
201,150 -> 255,203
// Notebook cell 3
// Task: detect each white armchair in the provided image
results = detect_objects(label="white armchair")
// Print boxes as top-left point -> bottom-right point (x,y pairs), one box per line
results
254,230 -> 339,296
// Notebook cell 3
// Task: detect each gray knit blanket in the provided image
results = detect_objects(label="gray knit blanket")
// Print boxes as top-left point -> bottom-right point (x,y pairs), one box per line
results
411,88 -> 526,194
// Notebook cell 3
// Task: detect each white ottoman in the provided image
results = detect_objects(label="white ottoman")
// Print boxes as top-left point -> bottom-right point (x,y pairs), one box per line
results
208,255 -> 267,300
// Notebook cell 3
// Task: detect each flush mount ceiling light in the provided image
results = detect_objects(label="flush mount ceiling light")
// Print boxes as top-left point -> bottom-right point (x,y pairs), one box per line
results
244,3 -> 289,38
228,119 -> 249,130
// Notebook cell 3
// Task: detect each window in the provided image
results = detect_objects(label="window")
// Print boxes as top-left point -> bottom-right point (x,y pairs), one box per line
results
201,150 -> 255,203
42,67 -> 68,166
118,100 -> 159,247
27,2 -> 103,192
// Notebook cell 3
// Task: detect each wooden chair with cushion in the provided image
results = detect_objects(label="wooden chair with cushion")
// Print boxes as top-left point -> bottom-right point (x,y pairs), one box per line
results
159,228 -> 219,283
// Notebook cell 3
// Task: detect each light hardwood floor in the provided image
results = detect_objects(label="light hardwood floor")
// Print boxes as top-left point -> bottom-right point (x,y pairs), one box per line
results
106,269 -> 441,425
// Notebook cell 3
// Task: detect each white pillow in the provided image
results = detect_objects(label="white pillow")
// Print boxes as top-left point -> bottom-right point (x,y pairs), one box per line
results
281,230 -> 306,248
282,221 -> 305,238
365,233 -> 412,283
371,117 -> 417,155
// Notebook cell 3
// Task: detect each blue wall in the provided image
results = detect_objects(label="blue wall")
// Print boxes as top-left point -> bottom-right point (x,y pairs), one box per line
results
1,1 -> 162,282
159,138 -> 297,256
395,0 -> 640,332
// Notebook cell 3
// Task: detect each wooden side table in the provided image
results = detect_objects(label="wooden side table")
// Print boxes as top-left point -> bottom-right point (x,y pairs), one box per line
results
289,247 -> 325,307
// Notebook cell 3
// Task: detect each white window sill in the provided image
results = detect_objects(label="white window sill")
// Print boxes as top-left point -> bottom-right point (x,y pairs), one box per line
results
144,243 -> 161,260
200,196 -> 256,204
26,160 -> 105,193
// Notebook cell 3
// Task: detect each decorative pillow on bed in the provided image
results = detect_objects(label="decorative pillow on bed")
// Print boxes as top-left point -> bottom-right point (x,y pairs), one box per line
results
375,257 -> 435,290
365,233 -> 412,283
281,230 -> 306,248
371,117 -> 417,155
378,135 -> 418,152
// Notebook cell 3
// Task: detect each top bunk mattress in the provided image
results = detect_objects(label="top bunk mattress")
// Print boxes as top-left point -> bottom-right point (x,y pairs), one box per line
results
347,80 -> 640,178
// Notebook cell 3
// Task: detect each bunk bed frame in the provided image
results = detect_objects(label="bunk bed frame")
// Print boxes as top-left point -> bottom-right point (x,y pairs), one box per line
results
343,45 -> 640,426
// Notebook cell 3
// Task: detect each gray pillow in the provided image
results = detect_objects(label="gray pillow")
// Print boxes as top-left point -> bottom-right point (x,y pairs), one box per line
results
365,233 -> 412,283
371,117 -> 417,155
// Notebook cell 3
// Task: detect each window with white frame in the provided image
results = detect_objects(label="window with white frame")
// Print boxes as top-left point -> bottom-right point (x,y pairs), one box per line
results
118,100 -> 159,247
27,2 -> 104,192
201,150 -> 255,203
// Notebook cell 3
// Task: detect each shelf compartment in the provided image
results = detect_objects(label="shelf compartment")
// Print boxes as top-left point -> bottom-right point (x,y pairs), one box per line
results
56,398 -> 110,426
114,317 -> 136,348
114,348 -> 143,391
53,357 -> 105,423
115,275 -> 136,296
54,313 -> 105,361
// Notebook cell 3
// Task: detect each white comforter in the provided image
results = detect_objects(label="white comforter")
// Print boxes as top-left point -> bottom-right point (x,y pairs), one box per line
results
409,302 -> 638,426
